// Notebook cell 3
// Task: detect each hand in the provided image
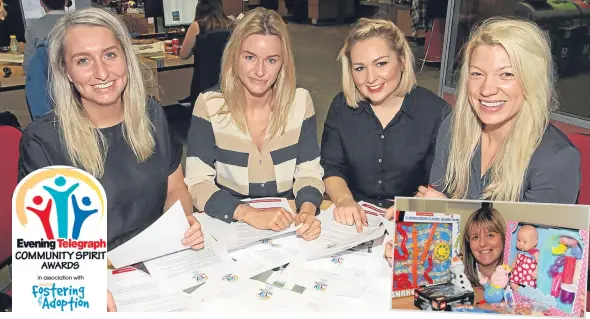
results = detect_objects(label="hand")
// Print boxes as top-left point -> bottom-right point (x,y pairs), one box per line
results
242,207 -> 295,231
415,186 -> 448,199
294,213 -> 321,241
384,206 -> 395,221
385,240 -> 393,267
107,290 -> 117,312
182,215 -> 204,249
333,198 -> 367,233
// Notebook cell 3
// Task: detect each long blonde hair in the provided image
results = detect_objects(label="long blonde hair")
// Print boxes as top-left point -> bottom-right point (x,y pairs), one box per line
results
337,17 -> 417,108
444,17 -> 557,201
48,7 -> 155,178
215,7 -> 296,138
462,206 -> 506,286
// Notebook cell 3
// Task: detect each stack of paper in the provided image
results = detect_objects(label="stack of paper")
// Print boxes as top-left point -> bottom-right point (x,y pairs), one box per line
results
107,197 -> 394,312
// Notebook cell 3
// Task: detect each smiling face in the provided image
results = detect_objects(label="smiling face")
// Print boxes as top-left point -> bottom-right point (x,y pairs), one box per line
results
237,33 -> 283,98
349,36 -> 403,107
63,25 -> 128,110
468,223 -> 504,268
467,44 -> 525,131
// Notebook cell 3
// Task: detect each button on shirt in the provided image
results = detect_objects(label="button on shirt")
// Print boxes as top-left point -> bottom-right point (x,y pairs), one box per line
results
320,86 -> 451,208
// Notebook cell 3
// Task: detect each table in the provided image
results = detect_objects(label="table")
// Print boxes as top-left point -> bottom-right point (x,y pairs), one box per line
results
391,286 -> 509,313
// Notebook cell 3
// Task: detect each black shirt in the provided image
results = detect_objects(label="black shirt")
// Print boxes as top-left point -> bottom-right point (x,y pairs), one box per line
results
18,98 -> 182,250
320,86 -> 451,208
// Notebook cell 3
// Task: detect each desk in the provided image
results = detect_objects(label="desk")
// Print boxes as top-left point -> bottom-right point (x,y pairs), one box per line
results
391,286 -> 511,313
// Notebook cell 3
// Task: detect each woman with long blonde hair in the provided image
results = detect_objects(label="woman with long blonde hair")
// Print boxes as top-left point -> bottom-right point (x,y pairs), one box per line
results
185,7 -> 323,241
417,17 -> 580,203
321,17 -> 450,232
18,7 -> 204,252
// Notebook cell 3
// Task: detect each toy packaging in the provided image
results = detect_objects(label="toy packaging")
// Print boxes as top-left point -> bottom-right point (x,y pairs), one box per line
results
391,211 -> 461,298
414,282 -> 475,311
503,221 -> 589,317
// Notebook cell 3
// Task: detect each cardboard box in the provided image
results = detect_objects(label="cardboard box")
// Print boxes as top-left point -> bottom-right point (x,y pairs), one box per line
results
414,282 -> 475,311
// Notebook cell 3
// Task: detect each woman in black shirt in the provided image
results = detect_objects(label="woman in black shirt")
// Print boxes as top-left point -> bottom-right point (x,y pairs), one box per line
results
321,17 -> 450,232
18,8 -> 204,253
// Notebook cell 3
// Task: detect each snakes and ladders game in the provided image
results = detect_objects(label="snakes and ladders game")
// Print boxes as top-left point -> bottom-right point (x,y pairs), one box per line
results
391,211 -> 461,299
502,221 -> 589,317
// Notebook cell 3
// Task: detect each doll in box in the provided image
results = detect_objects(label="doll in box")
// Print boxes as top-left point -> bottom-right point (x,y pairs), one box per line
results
510,225 -> 540,291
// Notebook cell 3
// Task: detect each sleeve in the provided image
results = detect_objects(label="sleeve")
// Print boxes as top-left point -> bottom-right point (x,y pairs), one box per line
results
184,94 -> 242,222
320,93 -> 348,182
423,104 -> 452,184
18,133 -> 52,182
428,112 -> 452,194
293,91 -> 325,212
523,146 -> 581,204
23,27 -> 35,73
149,98 -> 182,175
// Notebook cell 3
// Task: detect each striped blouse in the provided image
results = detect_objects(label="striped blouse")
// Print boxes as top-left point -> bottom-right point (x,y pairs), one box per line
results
185,87 -> 325,222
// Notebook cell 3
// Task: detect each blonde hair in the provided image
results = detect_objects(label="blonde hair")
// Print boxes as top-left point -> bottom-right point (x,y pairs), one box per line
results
443,17 -> 557,201
462,206 -> 506,286
48,7 -> 155,178
337,17 -> 417,107
215,7 -> 296,138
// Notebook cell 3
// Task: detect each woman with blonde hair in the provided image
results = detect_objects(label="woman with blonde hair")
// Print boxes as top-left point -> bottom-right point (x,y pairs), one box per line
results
185,7 -> 323,241
18,7 -> 204,252
321,17 -> 450,232
417,17 -> 581,203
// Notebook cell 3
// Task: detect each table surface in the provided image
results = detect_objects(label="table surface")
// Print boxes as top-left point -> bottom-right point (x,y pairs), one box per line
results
390,286 -> 514,313
0,42 -> 193,91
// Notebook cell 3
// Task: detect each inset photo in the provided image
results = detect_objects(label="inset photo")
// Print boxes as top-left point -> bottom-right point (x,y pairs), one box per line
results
391,197 -> 590,317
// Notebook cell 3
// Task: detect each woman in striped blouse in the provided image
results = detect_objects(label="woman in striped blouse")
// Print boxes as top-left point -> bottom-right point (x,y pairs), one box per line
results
185,8 -> 324,241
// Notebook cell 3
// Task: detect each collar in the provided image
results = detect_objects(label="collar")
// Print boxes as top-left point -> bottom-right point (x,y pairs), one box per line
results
351,86 -> 418,119
46,10 -> 66,15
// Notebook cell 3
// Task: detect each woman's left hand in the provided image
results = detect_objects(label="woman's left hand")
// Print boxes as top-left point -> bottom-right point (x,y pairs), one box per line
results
183,216 -> 205,249
294,213 -> 321,241
415,186 -> 448,199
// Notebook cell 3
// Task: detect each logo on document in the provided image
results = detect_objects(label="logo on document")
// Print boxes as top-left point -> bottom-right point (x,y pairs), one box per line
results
12,166 -> 108,312
257,288 -> 273,300
331,257 -> 343,265
192,271 -> 209,282
261,239 -> 281,248
14,166 -> 107,241
313,281 -> 328,292
222,274 -> 239,282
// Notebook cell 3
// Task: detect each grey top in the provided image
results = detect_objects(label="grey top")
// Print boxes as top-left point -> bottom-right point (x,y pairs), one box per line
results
429,115 -> 581,204
23,11 -> 66,72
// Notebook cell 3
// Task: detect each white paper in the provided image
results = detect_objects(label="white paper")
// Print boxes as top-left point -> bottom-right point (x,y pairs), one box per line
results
108,267 -> 201,312
302,207 -> 387,260
143,241 -> 232,293
202,279 -> 312,312
108,200 -> 189,268
229,235 -> 303,278
278,251 -> 372,298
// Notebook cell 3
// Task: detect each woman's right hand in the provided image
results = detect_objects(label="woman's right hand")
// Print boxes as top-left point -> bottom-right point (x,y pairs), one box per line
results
241,206 -> 295,231
107,290 -> 117,312
385,240 -> 393,267
333,198 -> 367,233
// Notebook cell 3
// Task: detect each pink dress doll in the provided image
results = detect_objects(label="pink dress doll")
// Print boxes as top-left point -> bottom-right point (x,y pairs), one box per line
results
510,225 -> 540,291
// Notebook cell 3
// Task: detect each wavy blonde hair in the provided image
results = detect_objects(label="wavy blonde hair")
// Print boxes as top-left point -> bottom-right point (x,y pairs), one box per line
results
48,7 -> 154,177
443,17 -> 557,201
214,7 -> 296,138
337,17 -> 417,108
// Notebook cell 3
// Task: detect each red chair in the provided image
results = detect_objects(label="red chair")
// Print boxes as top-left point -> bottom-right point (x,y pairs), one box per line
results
0,125 -> 21,310
567,133 -> 590,205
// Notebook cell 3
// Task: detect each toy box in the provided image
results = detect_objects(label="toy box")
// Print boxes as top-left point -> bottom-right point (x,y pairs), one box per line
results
414,282 -> 475,311
391,211 -> 461,299
503,221 -> 589,317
